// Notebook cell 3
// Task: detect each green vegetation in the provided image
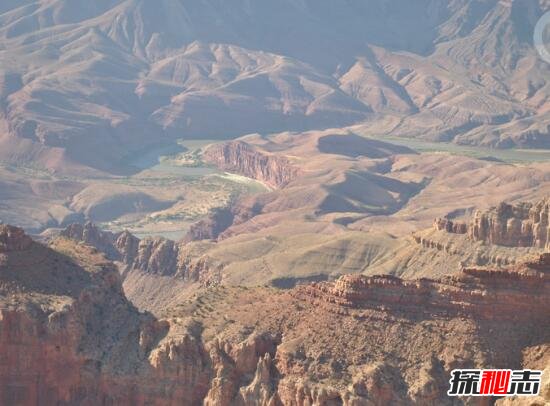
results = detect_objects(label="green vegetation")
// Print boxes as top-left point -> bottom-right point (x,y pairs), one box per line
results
367,135 -> 550,163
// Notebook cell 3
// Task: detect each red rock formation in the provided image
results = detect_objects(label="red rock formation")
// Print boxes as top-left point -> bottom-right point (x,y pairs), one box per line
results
0,228 -> 279,405
61,222 -> 122,258
60,222 -> 214,282
185,198 -> 263,242
0,231 -> 206,404
203,141 -> 300,189
185,207 -> 237,241
294,259 -> 550,321
469,199 -> 550,248
114,229 -> 140,264
0,224 -> 33,252
2,227 -> 549,405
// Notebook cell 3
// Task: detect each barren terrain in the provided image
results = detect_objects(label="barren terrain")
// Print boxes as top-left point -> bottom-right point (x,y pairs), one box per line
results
1,1 -> 550,405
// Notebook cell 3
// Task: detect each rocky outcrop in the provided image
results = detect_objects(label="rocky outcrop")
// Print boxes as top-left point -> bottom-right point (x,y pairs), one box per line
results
0,227 -> 285,405
432,198 -> 550,250
0,224 -> 33,252
203,141 -> 300,189
411,232 -> 516,268
0,229 -> 208,404
185,199 -> 263,242
203,333 -> 281,406
469,199 -> 550,248
2,226 -> 549,405
61,221 -> 123,258
185,207 -> 237,241
433,217 -> 467,234
60,222 -> 216,282
114,229 -> 141,264
294,258 -> 550,321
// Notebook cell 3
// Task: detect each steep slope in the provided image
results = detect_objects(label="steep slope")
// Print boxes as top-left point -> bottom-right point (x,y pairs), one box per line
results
374,197 -> 550,279
469,198 -> 550,248
0,225 -> 207,404
1,0 -> 550,172
50,130 -> 550,289
2,224 -> 548,405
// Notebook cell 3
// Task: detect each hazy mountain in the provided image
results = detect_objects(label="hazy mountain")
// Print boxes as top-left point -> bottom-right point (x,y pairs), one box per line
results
1,0 -> 550,172
1,3 -> 550,404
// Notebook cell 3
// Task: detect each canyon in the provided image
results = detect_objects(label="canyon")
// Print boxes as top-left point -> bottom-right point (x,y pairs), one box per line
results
1,1 -> 550,404
203,141 -> 300,189
2,0 -> 550,174
1,224 -> 549,405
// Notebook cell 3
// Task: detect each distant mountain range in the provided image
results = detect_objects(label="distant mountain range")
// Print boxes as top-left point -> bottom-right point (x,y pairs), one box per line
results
1,0 -> 550,172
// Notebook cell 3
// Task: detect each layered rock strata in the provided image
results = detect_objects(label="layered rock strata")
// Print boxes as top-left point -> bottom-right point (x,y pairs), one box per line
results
60,222 -> 215,282
294,257 -> 550,321
1,226 -> 549,405
0,226 -> 281,405
203,141 -> 300,189
432,198 -> 550,251
433,217 -> 467,234
469,199 -> 550,248
0,227 -> 204,404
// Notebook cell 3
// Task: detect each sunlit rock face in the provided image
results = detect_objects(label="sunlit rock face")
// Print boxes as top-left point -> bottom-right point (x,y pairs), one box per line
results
469,198 -> 550,249
60,222 -> 212,281
203,141 -> 300,189
1,227 -> 549,405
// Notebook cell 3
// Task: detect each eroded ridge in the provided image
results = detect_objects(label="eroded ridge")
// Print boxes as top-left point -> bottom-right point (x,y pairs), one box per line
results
294,256 -> 550,321
203,141 -> 300,189
60,222 -> 214,282
0,225 -> 33,253
434,198 -> 550,249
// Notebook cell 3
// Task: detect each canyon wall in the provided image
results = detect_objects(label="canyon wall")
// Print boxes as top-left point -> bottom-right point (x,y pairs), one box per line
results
294,255 -> 550,321
0,226 -> 281,405
203,141 -> 300,189
2,226 -> 549,405
60,222 -> 214,282
432,218 -> 467,234
433,198 -> 550,249
469,199 -> 550,249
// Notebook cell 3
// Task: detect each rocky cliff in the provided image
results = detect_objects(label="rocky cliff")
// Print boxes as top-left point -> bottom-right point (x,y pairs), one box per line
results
432,217 -> 467,234
60,222 -> 220,286
0,226 -> 208,404
432,198 -> 550,250
0,224 -> 33,252
2,226 -> 549,405
203,141 -> 300,189
469,199 -> 550,249
184,197 -> 264,242
294,255 -> 550,321
62,223 -> 190,278
0,226 -> 285,405
181,255 -> 549,405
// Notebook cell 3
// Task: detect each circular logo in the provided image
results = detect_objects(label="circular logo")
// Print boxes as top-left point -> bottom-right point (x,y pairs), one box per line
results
534,11 -> 550,64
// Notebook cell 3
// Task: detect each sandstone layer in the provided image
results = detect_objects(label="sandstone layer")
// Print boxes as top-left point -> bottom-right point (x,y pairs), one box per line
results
434,198 -> 550,250
469,199 -> 550,249
61,222 -> 210,282
203,141 -> 300,189
295,255 -> 550,321
1,226 -> 549,405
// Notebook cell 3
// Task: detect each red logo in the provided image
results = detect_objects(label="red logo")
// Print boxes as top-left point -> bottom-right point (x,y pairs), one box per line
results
448,369 -> 542,396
